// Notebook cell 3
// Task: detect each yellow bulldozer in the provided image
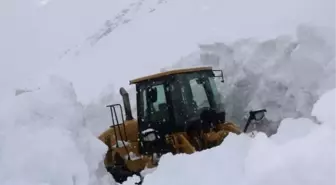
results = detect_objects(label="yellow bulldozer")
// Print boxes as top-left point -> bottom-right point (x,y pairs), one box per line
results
98,66 -> 266,184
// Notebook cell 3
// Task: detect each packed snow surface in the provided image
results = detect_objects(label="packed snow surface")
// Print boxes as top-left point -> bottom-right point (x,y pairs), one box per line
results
123,88 -> 335,185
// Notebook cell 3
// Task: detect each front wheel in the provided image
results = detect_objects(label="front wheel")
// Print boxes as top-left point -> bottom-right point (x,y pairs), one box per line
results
107,165 -> 134,184
106,153 -> 135,184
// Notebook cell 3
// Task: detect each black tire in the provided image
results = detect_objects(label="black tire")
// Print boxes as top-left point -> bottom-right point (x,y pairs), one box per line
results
107,166 -> 134,184
106,153 -> 134,184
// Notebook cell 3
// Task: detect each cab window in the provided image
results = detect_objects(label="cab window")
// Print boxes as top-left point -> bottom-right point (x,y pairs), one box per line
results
140,83 -> 169,123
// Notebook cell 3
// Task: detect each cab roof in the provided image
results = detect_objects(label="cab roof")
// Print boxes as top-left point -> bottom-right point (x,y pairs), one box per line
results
129,66 -> 213,84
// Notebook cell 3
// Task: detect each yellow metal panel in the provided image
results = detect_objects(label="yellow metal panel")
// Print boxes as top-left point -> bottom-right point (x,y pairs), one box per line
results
129,66 -> 213,84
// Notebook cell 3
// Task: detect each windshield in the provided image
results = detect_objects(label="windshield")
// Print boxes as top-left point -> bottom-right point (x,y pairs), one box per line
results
188,78 -> 210,109
172,71 -> 224,123
208,76 -> 225,111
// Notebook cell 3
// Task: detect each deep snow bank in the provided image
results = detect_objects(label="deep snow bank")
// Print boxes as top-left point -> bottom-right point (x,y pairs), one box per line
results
0,77 -> 114,185
85,25 -> 335,137
163,24 -> 335,135
125,88 -> 335,185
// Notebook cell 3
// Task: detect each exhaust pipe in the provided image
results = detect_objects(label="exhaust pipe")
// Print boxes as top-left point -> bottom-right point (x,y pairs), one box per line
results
119,87 -> 133,121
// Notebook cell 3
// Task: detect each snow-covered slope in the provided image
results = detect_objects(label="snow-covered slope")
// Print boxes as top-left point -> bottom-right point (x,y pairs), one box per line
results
2,0 -> 332,104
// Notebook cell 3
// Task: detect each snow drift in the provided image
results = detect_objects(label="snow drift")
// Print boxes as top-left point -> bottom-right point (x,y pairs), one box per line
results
157,24 -> 335,135
0,73 -> 333,185
122,88 -> 335,185
85,24 -> 335,137
0,77 -> 114,185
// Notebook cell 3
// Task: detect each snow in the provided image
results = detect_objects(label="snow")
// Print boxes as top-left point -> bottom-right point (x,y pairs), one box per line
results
1,0 -> 332,104
165,24 -> 335,135
126,152 -> 142,161
0,77 -> 114,185
112,140 -> 130,148
123,88 -> 335,185
312,88 -> 336,128
270,118 -> 318,144
4,76 -> 333,185
56,0 -> 334,103
85,24 -> 335,137
142,128 -> 155,135
0,0 -> 334,184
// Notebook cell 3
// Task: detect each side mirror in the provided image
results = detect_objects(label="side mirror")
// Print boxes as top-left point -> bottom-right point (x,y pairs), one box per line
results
212,70 -> 225,83
243,109 -> 267,133
250,109 -> 266,121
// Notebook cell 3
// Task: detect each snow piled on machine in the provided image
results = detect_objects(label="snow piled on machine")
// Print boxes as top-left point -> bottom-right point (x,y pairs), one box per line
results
123,88 -> 335,185
0,77 -> 114,185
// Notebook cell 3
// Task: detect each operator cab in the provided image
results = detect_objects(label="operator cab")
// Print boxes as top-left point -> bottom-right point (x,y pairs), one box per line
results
130,67 -> 225,155
171,69 -> 226,132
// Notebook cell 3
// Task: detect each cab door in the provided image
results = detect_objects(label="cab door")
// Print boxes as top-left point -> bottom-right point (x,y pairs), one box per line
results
136,81 -> 174,156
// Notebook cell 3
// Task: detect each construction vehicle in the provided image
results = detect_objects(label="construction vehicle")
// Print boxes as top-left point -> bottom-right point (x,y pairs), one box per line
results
98,66 -> 267,184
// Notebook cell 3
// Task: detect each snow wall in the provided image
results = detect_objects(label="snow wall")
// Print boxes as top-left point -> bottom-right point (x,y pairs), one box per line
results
0,76 -> 334,185
82,25 -> 335,185
125,88 -> 335,185
0,77 -> 115,185
85,24 -> 335,136
163,24 -> 335,135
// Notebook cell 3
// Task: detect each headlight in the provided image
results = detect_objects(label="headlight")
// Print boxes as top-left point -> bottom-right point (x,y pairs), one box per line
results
143,132 -> 157,142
